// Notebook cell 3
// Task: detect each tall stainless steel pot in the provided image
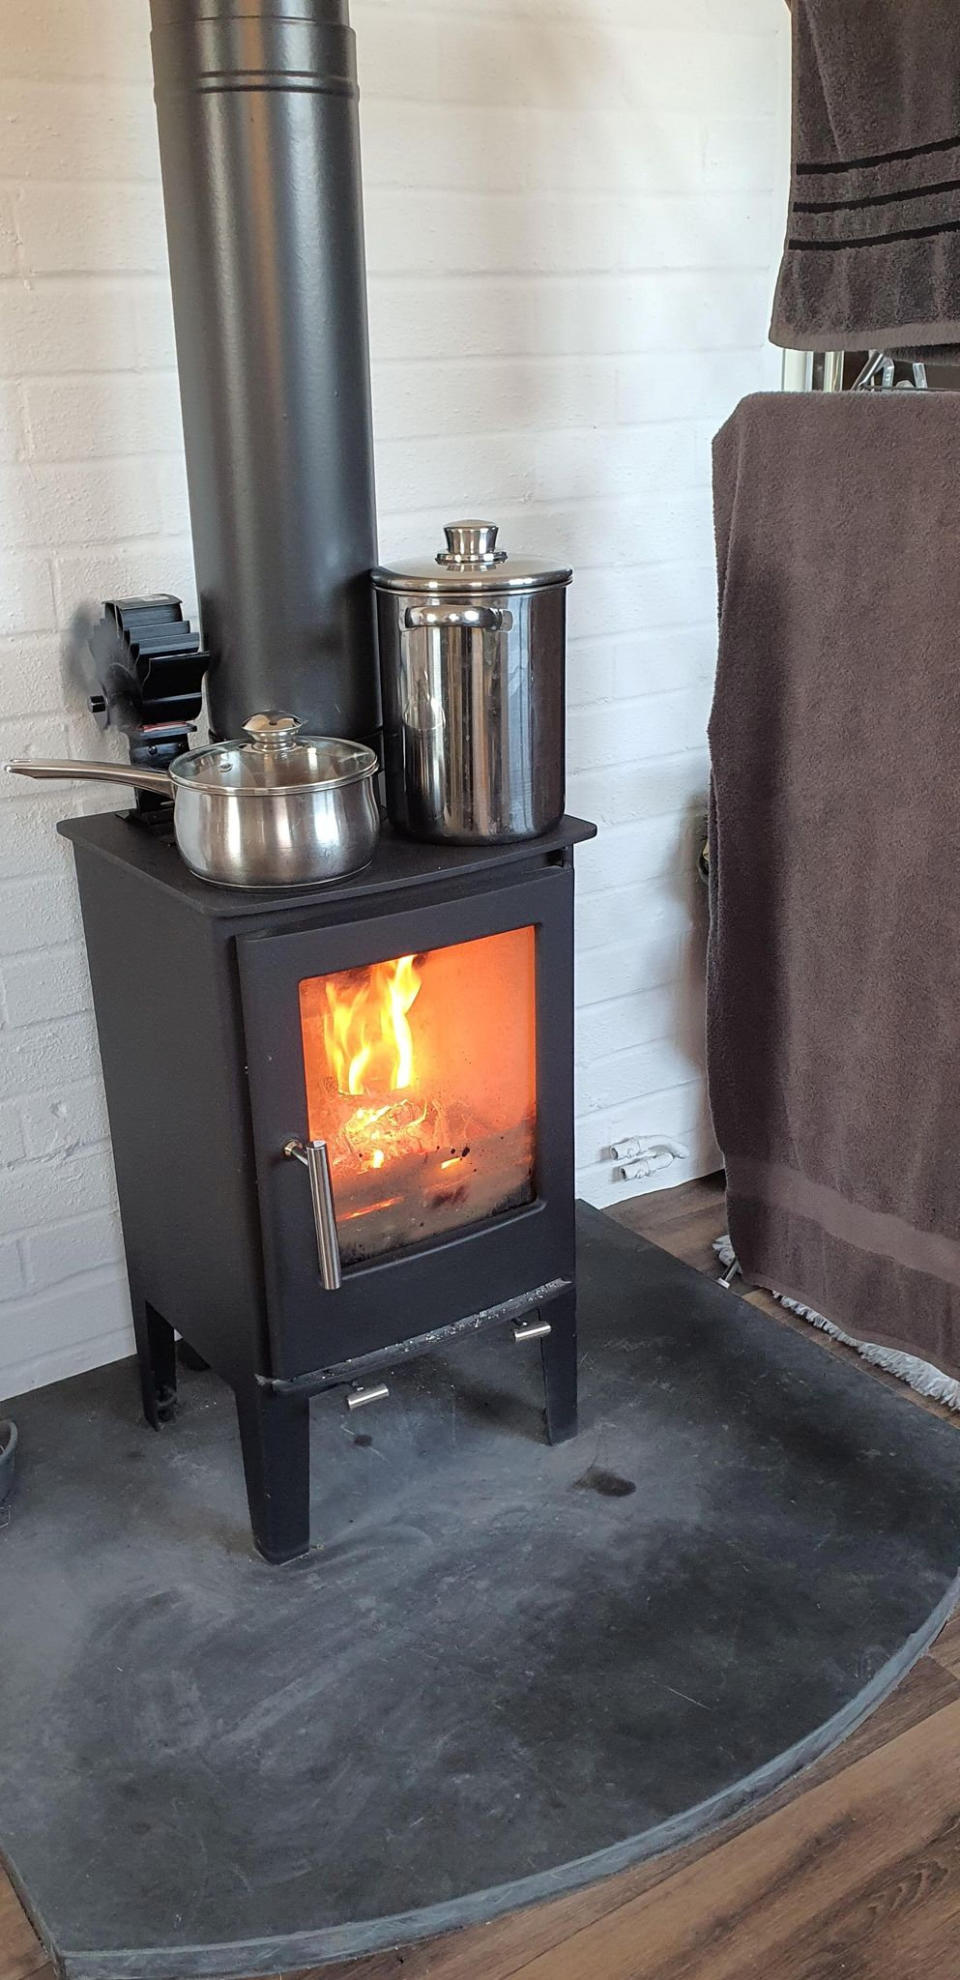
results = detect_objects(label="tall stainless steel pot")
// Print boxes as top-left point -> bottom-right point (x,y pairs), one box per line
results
373,521 -> 572,843
5,713 -> 380,889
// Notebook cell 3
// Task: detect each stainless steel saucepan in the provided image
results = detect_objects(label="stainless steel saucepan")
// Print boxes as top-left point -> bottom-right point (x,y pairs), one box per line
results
5,711 -> 381,889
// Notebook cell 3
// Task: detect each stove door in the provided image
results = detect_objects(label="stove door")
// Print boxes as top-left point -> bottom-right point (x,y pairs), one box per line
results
237,865 -> 575,1379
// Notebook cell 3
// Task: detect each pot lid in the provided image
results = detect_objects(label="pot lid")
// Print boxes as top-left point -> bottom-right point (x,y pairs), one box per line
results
170,712 -> 378,795
372,521 -> 572,595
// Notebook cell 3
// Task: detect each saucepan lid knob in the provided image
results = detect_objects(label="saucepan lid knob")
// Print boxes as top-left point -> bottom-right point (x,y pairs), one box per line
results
241,711 -> 302,749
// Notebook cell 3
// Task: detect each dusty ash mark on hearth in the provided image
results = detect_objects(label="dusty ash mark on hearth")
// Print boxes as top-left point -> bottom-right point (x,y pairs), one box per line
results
574,1465 -> 636,1499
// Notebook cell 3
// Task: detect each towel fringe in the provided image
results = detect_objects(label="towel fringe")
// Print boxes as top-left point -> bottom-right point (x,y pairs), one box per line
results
713,1236 -> 960,1412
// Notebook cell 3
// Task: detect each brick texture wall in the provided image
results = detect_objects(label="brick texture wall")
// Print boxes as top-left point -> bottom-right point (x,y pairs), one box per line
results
0,0 -> 788,1398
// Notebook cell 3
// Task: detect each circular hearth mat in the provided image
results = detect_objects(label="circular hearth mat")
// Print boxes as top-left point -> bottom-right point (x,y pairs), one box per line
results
1,1205 -> 958,1979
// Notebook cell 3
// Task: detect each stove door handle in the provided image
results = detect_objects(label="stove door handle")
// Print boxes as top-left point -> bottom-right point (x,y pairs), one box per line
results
283,1137 -> 343,1290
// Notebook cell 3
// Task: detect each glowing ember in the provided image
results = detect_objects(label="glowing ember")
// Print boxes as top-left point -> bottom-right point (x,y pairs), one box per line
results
343,1096 -> 431,1170
338,1195 -> 403,1224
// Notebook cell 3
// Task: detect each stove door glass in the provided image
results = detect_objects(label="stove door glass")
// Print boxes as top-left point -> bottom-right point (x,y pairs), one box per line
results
298,926 -> 537,1265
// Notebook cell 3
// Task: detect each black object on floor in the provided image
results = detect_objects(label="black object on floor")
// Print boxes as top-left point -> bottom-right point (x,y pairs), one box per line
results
1,1205 -> 958,1980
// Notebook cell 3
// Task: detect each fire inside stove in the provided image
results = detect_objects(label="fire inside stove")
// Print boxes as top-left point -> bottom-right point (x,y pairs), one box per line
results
299,926 -> 537,1264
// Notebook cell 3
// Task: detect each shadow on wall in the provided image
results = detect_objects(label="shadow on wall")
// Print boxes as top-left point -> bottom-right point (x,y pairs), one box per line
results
672,791 -> 720,1171
605,794 -> 718,1187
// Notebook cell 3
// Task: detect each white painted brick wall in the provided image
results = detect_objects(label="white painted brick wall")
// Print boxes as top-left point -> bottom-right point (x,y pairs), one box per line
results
0,0 -> 789,1400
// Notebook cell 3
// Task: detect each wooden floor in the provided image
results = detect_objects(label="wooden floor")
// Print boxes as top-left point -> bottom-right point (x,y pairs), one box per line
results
3,1175 -> 959,1980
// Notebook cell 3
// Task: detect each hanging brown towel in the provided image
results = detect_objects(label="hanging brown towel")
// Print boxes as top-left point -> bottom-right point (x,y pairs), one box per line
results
772,0 -> 960,356
709,390 -> 960,1381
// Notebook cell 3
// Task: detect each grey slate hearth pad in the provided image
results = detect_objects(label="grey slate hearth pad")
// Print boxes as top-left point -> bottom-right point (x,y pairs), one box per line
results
1,1203 -> 959,1979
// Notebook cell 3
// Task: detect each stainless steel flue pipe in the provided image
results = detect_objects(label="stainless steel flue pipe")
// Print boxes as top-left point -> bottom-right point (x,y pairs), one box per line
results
149,0 -> 380,743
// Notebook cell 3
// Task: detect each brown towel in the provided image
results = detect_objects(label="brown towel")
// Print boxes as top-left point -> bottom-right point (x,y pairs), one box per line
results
709,391 -> 960,1381
772,0 -> 960,355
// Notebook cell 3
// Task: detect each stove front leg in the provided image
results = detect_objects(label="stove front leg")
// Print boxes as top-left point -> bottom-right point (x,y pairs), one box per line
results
541,1285 -> 578,1444
132,1296 -> 178,1429
234,1381 -> 312,1564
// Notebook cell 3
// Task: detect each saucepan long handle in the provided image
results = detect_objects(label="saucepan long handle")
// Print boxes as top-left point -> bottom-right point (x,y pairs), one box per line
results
4,759 -> 174,795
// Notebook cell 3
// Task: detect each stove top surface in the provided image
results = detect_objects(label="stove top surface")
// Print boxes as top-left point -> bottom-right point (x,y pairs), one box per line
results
57,810 -> 597,916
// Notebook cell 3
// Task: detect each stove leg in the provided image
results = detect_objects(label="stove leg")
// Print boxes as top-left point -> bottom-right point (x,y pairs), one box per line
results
541,1287 -> 578,1444
133,1298 -> 178,1429
234,1383 -> 312,1564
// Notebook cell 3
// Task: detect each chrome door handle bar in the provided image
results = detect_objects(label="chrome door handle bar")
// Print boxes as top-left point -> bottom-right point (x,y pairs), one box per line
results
283,1137 -> 343,1290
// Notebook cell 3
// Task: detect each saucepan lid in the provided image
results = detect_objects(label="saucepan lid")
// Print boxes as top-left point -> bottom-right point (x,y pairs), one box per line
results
372,521 -> 572,596
172,713 -> 378,796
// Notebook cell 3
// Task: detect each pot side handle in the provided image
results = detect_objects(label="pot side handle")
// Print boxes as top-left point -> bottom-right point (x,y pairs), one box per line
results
4,759 -> 174,795
403,605 -> 512,632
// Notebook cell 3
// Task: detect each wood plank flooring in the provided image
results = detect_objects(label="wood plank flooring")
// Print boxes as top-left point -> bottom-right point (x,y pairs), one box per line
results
0,1873 -> 53,1980
2,1175 -> 958,1980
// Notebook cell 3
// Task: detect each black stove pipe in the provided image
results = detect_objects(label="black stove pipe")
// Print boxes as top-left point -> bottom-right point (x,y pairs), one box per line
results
149,0 -> 381,745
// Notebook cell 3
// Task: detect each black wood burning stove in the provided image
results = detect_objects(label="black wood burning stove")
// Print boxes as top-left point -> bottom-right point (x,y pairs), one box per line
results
59,810 -> 594,1560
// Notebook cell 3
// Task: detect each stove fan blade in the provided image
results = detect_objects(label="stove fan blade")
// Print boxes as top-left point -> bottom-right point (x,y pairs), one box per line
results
87,595 -> 209,736
85,595 -> 211,814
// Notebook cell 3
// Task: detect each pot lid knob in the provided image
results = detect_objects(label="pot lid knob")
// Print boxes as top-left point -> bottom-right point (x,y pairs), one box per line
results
242,711 -> 302,749
437,520 -> 507,567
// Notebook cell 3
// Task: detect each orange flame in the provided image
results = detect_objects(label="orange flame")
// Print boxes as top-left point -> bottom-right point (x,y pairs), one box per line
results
321,954 -> 422,1099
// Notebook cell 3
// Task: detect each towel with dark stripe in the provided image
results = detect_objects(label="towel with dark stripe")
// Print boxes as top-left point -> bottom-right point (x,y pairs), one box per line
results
709,390 -> 960,1381
771,0 -> 960,354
